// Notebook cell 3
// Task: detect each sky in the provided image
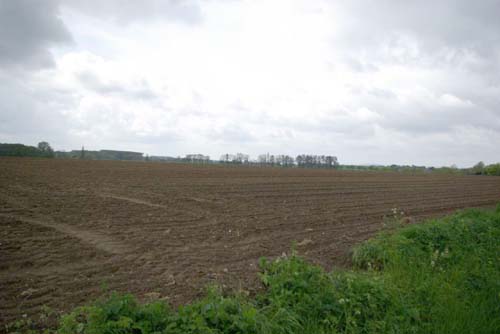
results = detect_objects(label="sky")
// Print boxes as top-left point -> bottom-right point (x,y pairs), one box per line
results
1,0 -> 500,167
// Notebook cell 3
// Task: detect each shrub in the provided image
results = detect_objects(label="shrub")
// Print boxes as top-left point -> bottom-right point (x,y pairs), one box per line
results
352,207 -> 500,333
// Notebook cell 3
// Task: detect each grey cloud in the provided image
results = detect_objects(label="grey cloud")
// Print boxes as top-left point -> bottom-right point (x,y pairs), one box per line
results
340,0 -> 500,51
76,71 -> 158,101
308,115 -> 377,138
357,94 -> 500,136
63,0 -> 203,25
0,71 -> 75,145
345,86 -> 493,136
335,0 -> 500,76
343,57 -> 378,73
262,110 -> 378,143
367,88 -> 397,100
0,0 -> 72,70
0,0 -> 201,71
348,86 -> 397,100
206,123 -> 255,143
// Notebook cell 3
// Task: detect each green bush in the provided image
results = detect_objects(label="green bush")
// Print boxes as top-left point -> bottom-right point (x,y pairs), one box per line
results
484,163 -> 500,176
58,293 -> 172,334
0,143 -> 54,158
58,288 -> 287,334
352,206 -> 500,333
258,256 -> 413,333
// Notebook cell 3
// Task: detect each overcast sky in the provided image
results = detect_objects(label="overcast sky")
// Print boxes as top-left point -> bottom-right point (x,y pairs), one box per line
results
1,0 -> 499,167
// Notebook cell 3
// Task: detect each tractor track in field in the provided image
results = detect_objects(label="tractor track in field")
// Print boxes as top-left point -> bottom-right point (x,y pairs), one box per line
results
0,213 -> 128,255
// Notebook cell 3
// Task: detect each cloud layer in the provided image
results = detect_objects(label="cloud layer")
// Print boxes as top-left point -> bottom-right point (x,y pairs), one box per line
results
1,0 -> 499,166
0,0 -> 72,69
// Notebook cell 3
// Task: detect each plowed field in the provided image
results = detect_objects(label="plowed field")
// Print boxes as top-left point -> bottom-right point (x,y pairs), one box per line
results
1,158 -> 500,326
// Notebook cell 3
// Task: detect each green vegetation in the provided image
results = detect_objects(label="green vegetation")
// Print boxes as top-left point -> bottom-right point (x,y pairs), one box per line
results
352,207 -> 500,333
469,161 -> 500,176
0,142 -> 54,158
56,149 -> 144,161
484,163 -> 500,176
338,162 -> 500,175
9,206 -> 499,334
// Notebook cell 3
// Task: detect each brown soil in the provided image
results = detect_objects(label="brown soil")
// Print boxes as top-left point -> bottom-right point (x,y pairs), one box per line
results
1,158 -> 499,327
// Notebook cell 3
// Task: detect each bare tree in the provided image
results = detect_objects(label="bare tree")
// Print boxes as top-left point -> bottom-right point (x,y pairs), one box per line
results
296,154 -> 338,168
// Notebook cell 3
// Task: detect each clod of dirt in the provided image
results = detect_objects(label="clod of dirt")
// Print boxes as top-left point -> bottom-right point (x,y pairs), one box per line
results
20,288 -> 37,297
144,292 -> 161,301
164,274 -> 176,286
297,238 -> 313,247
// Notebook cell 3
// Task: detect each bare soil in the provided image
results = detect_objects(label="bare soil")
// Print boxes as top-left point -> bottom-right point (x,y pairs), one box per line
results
1,158 -> 500,326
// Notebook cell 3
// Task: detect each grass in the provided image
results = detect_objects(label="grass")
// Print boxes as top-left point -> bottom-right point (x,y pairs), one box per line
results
7,206 -> 500,334
352,206 -> 500,333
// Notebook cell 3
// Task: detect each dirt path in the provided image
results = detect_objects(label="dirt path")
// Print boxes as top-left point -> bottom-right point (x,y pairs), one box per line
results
98,193 -> 168,209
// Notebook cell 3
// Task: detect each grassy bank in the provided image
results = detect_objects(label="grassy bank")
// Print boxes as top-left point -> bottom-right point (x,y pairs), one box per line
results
8,206 -> 500,334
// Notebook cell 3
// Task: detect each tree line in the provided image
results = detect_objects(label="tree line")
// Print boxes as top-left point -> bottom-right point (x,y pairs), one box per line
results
2,141 -> 500,176
0,142 -> 54,158
219,153 -> 339,168
469,161 -> 500,176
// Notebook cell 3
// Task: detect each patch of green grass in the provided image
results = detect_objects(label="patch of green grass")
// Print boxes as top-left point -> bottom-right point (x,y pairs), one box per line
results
8,206 -> 500,333
352,205 -> 500,333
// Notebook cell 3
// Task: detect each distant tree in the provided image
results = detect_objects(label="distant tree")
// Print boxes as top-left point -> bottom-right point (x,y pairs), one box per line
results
296,154 -> 338,168
220,153 -> 249,164
220,154 -> 234,163
235,153 -> 249,164
269,154 -> 275,166
485,163 -> 500,176
0,143 -> 42,157
472,161 -> 485,175
37,141 -> 54,157
185,154 -> 210,163
258,154 -> 268,165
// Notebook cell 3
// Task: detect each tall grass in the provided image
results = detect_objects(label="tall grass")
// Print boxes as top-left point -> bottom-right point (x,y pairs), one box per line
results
8,206 -> 500,333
